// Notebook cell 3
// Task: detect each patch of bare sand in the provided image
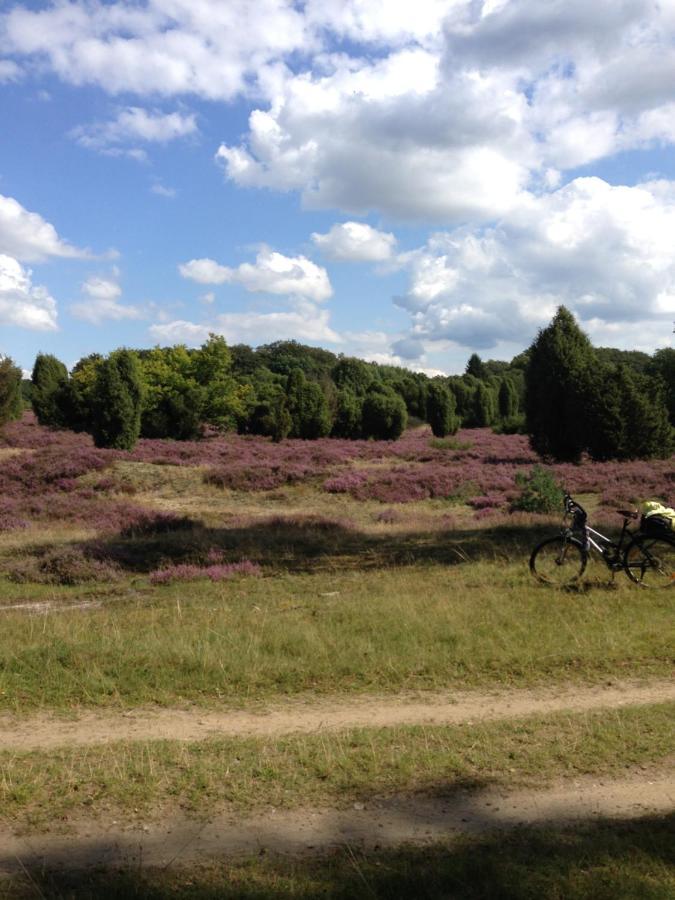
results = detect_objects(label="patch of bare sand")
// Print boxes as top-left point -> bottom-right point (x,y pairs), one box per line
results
1,678 -> 673,751
0,772 -> 672,874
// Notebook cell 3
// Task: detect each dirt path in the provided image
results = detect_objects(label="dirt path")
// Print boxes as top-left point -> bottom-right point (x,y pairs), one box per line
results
0,772 -> 672,874
1,679 -> 673,751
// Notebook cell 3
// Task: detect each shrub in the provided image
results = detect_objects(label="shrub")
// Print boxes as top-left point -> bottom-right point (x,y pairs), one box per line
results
426,382 -> 458,437
31,353 -> 69,427
90,350 -> 145,450
511,465 -> 564,514
0,356 -> 23,426
361,388 -> 408,440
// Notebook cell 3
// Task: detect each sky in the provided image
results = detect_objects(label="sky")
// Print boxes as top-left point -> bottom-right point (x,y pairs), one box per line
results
1,0 -> 675,378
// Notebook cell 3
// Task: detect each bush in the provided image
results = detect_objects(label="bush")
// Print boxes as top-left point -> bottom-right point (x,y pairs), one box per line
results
0,356 -> 23,426
90,350 -> 145,450
426,382 -> 458,437
361,388 -> 408,440
511,465 -> 564,514
31,353 -> 69,427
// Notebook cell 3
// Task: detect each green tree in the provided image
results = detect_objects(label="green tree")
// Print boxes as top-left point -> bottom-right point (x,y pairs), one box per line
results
31,353 -> 69,426
465,353 -> 487,379
140,346 -> 205,440
498,376 -> 519,419
286,368 -> 332,439
426,381 -> 458,437
90,350 -> 145,450
332,357 -> 375,395
468,381 -> 496,428
361,386 -> 408,440
0,356 -> 23,426
648,348 -> 675,425
331,388 -> 363,438
525,307 -> 596,461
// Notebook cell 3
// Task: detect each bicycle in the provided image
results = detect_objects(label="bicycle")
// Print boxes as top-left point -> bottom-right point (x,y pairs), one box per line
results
529,494 -> 675,588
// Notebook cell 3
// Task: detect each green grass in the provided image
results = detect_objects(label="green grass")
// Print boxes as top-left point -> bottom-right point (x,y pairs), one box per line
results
17,816 -> 675,900
6,817 -> 672,899
0,561 -> 673,712
1,704 -> 672,828
1,561 -> 673,712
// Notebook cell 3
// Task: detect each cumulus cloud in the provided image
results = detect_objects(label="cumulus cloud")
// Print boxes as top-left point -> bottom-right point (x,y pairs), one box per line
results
149,301 -> 340,347
0,194 -> 86,262
0,254 -> 58,330
393,177 -> 675,353
0,59 -> 21,82
72,107 -> 197,154
1,0 -> 310,100
70,273 -> 142,324
312,222 -> 397,261
179,247 -> 332,301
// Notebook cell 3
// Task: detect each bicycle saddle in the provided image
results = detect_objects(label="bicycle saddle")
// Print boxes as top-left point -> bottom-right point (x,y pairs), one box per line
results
616,508 -> 638,519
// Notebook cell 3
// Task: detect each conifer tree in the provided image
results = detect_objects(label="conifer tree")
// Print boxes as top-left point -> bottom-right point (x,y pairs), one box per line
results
525,307 -> 596,461
361,386 -> 408,440
498,376 -> 519,419
0,356 -> 23,426
90,350 -> 145,450
426,381 -> 458,437
31,353 -> 69,427
331,388 -> 362,438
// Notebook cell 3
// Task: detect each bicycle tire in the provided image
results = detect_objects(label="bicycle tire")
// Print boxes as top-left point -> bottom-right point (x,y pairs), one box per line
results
529,535 -> 587,586
622,535 -> 675,588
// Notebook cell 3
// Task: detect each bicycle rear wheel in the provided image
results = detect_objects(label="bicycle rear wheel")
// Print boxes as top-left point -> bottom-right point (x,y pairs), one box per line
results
529,536 -> 587,586
623,536 -> 675,588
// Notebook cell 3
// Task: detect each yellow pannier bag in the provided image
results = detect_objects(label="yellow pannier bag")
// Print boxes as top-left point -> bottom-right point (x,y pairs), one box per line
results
640,501 -> 675,533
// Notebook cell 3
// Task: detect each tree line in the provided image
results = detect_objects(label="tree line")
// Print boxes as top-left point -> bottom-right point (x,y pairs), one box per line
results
1,306 -> 673,460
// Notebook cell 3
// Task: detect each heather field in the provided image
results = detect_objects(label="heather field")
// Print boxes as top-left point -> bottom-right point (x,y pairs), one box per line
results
0,414 -> 673,897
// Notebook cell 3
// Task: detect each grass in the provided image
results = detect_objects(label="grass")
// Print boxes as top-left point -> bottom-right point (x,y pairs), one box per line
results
0,561 -> 673,712
1,703 -> 672,828
7,816 -> 671,900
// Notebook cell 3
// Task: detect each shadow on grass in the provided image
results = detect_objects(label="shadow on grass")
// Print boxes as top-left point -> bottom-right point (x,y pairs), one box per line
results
77,517 -> 550,576
5,814 -> 674,899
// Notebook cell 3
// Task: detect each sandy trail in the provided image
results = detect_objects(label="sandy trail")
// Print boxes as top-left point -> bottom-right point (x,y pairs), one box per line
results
0,773 -> 672,874
0,679 -> 673,751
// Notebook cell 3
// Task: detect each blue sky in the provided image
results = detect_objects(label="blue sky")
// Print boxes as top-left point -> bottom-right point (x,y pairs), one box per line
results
1,0 -> 674,377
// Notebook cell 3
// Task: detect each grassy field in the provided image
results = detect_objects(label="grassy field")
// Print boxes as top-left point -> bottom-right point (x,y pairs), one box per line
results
1,704 -> 672,829
3,817 -> 674,899
0,416 -> 673,895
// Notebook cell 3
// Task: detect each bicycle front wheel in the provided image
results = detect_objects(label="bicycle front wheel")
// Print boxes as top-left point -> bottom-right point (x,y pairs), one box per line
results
529,536 -> 587,586
623,536 -> 675,588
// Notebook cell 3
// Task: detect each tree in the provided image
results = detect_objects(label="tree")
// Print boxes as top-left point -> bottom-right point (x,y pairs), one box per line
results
60,353 -> 103,432
426,381 -> 458,437
524,307 -> 596,461
465,353 -> 487,379
31,353 -> 69,426
361,386 -> 408,440
90,350 -> 145,450
0,356 -> 23,426
648,348 -> 675,425
332,357 -> 375,395
331,389 -> 363,438
468,381 -> 496,428
140,346 -> 205,440
498,376 -> 519,420
286,368 -> 332,439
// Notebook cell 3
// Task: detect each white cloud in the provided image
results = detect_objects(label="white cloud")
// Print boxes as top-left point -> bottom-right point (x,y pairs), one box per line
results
312,222 -> 397,261
0,59 -> 21,82
150,301 -> 340,347
151,183 -> 177,198
0,254 -> 58,330
179,247 -> 332,301
70,274 -> 142,324
72,107 -> 197,154
2,0 -> 310,100
392,177 -> 675,352
179,258 -> 230,284
0,194 -> 86,262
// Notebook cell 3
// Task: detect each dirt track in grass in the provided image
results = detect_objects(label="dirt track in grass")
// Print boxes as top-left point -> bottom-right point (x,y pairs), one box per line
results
1,678 -> 673,751
0,772 -> 672,875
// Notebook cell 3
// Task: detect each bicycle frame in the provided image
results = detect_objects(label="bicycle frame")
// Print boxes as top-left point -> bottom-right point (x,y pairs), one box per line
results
564,495 -> 635,570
